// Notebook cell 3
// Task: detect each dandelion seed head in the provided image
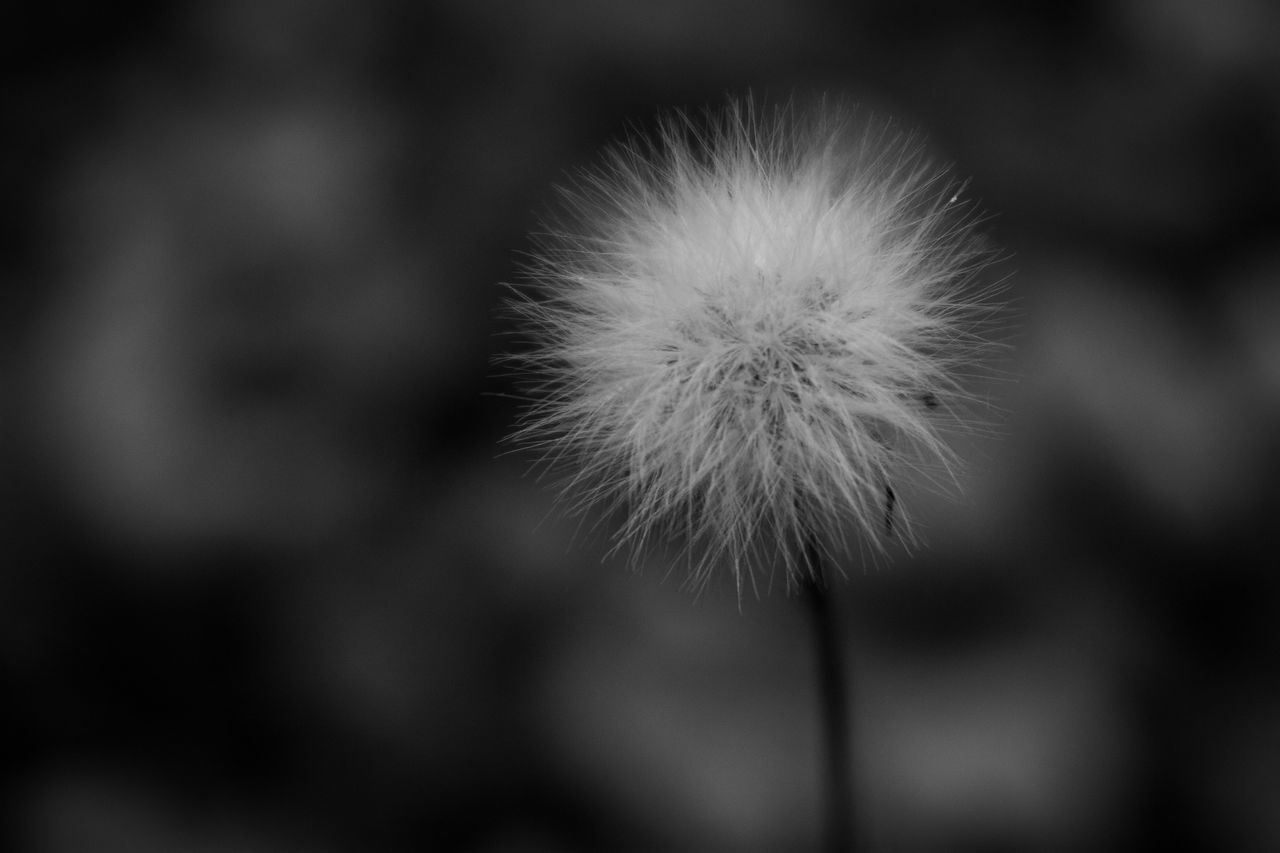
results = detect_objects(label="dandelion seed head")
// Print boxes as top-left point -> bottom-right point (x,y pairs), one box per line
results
505,98 -> 995,594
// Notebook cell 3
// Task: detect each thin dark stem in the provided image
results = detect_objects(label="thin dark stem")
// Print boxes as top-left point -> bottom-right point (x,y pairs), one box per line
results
801,538 -> 854,853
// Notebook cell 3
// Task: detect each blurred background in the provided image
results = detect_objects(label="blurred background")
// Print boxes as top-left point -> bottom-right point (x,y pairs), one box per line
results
3,1 -> 1280,850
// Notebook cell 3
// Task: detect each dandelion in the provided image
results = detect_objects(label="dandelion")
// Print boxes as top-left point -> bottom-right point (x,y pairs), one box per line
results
503,96 -> 1001,852
505,97 -> 992,596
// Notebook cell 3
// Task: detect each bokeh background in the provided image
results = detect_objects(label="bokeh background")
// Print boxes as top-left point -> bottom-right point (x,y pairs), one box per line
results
4,1 -> 1280,850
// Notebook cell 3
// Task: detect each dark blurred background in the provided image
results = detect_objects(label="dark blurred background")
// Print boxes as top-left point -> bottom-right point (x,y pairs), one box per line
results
3,1 -> 1280,850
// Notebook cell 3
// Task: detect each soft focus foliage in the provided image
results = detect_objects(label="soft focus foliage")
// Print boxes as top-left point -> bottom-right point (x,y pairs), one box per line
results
4,2 -> 1280,852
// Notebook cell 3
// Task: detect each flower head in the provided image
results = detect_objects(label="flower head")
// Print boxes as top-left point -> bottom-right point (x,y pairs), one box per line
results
505,98 -> 993,593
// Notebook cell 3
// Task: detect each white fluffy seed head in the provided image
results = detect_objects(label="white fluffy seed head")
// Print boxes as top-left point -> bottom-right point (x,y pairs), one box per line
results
503,97 -> 996,595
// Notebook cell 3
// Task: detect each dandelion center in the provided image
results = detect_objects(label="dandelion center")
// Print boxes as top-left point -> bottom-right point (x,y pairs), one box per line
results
505,98 -> 993,592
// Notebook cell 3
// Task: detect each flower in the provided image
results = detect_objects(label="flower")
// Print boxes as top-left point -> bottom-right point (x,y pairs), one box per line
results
505,98 -> 993,594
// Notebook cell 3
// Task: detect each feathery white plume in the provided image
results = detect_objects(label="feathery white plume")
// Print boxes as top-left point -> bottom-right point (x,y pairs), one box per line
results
505,98 -> 993,594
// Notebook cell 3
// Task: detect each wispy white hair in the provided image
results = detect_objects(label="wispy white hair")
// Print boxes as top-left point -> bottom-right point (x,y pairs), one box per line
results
504,97 -> 995,594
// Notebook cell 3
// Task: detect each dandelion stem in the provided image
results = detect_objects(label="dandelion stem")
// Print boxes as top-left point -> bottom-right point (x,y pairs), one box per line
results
802,538 -> 854,853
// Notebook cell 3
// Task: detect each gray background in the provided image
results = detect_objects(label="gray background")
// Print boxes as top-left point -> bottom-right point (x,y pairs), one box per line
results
3,1 -> 1279,850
